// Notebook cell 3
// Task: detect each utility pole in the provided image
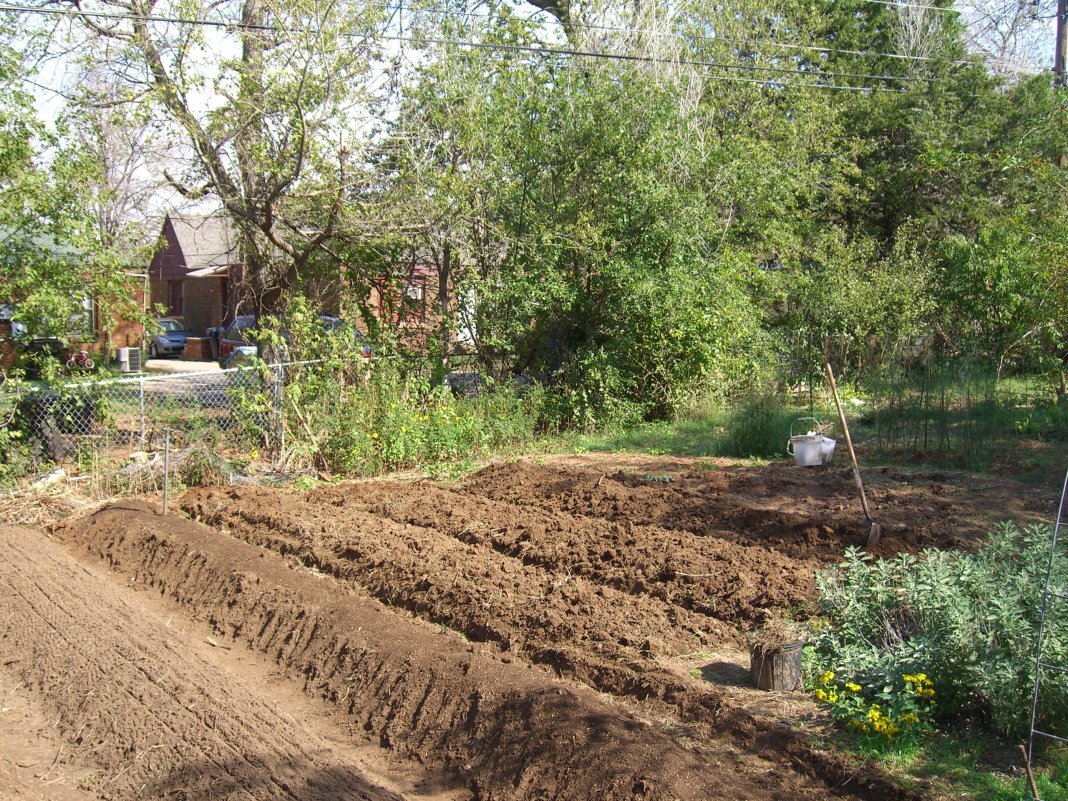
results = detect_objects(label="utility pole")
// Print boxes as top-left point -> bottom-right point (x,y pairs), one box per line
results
1057,0 -> 1067,89
1058,0 -> 1067,167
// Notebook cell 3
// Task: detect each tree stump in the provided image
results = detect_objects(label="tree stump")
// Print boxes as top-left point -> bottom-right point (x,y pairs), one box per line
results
749,641 -> 803,691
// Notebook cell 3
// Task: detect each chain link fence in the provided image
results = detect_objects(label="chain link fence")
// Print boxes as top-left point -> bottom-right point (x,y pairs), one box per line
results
1,355 -> 509,498
2,362 -> 308,486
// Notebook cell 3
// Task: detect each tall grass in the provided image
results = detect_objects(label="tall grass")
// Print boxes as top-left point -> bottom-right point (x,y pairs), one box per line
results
865,363 -> 1067,472
573,363 -> 1067,472
574,393 -> 823,459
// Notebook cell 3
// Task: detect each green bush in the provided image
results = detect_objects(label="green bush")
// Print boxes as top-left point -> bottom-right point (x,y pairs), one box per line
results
809,523 -> 1068,739
242,297 -> 543,475
812,669 -> 935,745
718,392 -> 799,458
299,363 -> 541,476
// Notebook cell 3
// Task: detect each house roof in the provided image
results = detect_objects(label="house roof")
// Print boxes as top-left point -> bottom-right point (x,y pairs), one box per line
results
167,214 -> 240,269
0,226 -> 88,262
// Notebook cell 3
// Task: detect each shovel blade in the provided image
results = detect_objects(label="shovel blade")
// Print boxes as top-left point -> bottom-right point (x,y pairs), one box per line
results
866,522 -> 882,549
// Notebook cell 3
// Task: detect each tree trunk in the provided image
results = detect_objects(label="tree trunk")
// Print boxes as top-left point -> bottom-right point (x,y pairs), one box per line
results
749,641 -> 802,691
439,240 -> 452,369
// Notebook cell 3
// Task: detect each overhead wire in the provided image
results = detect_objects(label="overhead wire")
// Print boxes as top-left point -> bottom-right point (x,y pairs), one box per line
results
0,1 -> 929,91
308,0 -> 981,66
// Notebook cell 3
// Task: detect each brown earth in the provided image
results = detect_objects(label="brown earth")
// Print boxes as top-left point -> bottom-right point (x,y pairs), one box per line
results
0,524 -> 410,801
460,458 -> 1055,560
4,454 -> 1043,800
48,501 -> 881,801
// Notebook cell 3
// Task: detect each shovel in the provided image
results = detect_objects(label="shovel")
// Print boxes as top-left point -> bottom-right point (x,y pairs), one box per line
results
824,362 -> 882,549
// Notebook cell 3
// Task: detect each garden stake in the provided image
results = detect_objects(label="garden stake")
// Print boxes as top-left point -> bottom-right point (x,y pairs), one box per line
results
825,363 -> 882,549
1020,744 -> 1041,801
162,428 -> 172,517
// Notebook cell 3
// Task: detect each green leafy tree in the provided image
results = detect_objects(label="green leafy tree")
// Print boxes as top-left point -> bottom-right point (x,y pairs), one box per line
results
66,0 -> 386,315
0,31 -> 137,347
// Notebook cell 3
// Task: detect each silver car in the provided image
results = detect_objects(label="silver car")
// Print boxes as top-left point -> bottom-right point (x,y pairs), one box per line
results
149,318 -> 191,358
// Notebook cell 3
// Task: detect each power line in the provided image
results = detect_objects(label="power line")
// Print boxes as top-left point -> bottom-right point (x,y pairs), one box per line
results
863,0 -> 963,12
0,2 -> 923,88
368,0 -> 973,66
380,33 -> 923,83
388,35 -> 892,93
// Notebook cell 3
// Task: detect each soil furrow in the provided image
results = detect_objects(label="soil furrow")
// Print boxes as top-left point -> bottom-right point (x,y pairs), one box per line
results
0,526 -> 407,801
56,501 -> 788,801
309,479 -> 818,625
181,487 -> 747,725
459,460 -> 1041,558
178,485 -> 921,801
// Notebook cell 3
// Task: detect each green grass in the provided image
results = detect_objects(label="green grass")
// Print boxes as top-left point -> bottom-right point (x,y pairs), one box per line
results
841,731 -> 1068,801
561,369 -> 1066,485
572,398 -> 836,460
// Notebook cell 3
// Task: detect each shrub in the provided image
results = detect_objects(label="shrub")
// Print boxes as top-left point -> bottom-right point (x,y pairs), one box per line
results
809,523 -> 1068,739
278,355 -> 542,477
812,669 -> 935,745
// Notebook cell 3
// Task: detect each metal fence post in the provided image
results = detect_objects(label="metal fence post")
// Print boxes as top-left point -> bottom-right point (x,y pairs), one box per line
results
138,374 -> 146,446
274,364 -> 285,457
162,427 -> 171,515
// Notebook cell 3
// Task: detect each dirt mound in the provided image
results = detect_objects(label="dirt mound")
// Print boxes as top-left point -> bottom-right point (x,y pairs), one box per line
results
0,525 -> 406,801
174,484 -> 922,801
461,460 -> 1045,559
54,502 -> 781,801
307,480 -> 818,625
181,485 -> 742,726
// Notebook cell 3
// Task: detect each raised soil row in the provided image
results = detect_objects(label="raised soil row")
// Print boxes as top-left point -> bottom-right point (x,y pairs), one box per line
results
54,502 -> 780,801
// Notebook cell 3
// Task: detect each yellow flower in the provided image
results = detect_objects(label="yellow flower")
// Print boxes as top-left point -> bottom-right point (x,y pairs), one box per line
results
371,432 -> 379,439
818,671 -> 835,685
250,449 -> 259,459
845,682 -> 861,693
815,689 -> 828,702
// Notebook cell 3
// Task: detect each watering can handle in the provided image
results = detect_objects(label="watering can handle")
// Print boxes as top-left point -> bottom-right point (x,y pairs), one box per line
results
789,417 -> 822,439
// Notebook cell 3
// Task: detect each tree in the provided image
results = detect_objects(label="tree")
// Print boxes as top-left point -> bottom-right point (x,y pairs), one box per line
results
0,31 -> 136,345
65,0 -> 386,314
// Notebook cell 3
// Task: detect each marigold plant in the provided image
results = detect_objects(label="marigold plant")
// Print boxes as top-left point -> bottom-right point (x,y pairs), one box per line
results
813,670 -> 935,742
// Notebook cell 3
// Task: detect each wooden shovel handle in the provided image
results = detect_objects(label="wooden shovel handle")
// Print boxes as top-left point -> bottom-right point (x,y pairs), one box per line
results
825,363 -> 873,523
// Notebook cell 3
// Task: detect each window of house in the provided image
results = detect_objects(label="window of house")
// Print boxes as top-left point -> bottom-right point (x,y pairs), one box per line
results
402,278 -> 425,323
68,295 -> 96,337
168,280 -> 184,316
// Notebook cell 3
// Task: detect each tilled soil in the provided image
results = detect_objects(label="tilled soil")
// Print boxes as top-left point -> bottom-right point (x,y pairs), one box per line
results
460,459 -> 1053,559
5,455 -> 1025,800
0,525 -> 407,801
51,501 -> 855,801
306,480 -> 819,625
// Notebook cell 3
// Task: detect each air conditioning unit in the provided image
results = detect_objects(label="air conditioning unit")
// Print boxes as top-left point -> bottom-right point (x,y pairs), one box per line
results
119,347 -> 143,373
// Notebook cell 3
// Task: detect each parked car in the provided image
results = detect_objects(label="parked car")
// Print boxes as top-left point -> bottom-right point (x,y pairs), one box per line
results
149,318 -> 191,358
18,337 -> 67,378
215,315 -> 257,365
216,315 -> 370,366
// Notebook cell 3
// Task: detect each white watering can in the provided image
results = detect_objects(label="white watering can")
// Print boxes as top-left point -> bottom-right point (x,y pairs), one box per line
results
788,417 -> 836,467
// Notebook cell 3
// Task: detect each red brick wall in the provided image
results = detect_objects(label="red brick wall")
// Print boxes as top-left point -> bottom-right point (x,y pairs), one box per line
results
0,321 -> 14,371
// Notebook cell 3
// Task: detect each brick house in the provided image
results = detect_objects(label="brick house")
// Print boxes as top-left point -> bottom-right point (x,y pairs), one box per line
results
365,261 -> 477,355
148,214 -> 476,352
149,214 -> 242,336
0,228 -> 147,369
